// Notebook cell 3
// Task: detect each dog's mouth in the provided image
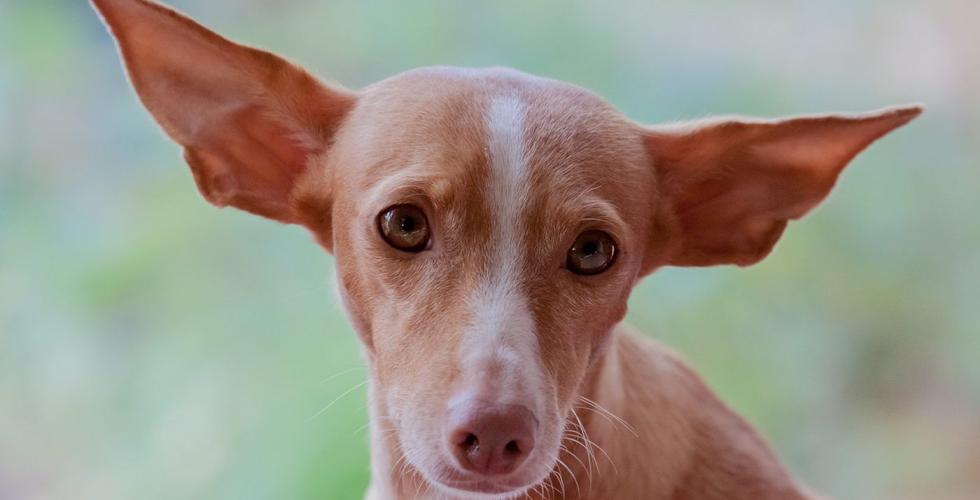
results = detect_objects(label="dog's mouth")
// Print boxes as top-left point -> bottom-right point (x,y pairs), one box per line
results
430,475 -> 537,498
421,453 -> 556,499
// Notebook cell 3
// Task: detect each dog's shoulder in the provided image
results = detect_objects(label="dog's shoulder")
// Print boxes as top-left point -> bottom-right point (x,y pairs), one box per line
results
607,326 -> 814,499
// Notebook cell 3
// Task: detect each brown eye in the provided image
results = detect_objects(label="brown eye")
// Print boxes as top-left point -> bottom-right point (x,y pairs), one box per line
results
567,230 -> 617,275
378,205 -> 430,252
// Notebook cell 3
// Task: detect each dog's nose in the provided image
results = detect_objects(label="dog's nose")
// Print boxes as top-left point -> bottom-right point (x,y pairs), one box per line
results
447,402 -> 537,476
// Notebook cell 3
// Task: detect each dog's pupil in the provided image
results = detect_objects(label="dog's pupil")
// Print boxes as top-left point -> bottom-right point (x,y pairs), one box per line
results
583,241 -> 599,256
399,216 -> 415,232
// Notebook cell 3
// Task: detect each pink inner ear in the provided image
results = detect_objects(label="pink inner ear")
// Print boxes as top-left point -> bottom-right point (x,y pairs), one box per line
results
235,107 -> 312,177
187,106 -> 316,221
93,0 -> 357,230
669,172 -> 792,266
646,106 -> 921,269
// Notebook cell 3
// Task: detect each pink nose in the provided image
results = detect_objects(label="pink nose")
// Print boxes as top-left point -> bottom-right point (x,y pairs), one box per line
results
447,402 -> 537,476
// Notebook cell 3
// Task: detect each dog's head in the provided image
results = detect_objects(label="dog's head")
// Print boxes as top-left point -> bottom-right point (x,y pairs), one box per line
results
94,0 -> 920,496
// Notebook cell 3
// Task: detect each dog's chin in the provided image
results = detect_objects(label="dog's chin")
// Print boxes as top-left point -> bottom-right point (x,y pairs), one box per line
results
430,479 -> 533,499
432,479 -> 534,500
420,460 -> 551,500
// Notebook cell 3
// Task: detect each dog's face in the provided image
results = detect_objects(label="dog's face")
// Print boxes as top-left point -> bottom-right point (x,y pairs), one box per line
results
93,0 -> 920,497
326,68 -> 652,495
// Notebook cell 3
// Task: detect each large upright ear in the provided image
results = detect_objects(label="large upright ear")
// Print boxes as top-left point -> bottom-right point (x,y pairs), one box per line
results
92,0 -> 356,225
642,105 -> 921,269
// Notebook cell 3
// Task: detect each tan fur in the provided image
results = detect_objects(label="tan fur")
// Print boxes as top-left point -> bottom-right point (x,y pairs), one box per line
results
91,1 -> 920,498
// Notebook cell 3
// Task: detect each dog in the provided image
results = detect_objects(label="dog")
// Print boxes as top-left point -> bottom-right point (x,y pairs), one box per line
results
91,0 -> 920,498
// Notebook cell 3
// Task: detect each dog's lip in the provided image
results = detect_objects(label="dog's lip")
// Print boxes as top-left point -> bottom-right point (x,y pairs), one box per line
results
426,461 -> 541,496
433,476 -> 531,496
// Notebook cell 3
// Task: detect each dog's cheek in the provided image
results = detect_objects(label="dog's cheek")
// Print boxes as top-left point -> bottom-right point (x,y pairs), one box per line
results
335,265 -> 376,350
531,280 -> 630,410
375,316 -> 463,471
530,309 -> 591,409
373,300 -> 462,394
592,287 -> 631,351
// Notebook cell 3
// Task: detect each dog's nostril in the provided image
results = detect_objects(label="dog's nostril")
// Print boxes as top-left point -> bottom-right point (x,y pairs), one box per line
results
461,433 -> 479,450
504,439 -> 520,456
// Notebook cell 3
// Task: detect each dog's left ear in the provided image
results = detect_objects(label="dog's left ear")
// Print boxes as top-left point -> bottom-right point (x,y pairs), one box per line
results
641,105 -> 921,271
91,0 -> 356,232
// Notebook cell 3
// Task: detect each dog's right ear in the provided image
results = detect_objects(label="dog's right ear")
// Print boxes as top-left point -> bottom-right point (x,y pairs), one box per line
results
92,0 -> 355,235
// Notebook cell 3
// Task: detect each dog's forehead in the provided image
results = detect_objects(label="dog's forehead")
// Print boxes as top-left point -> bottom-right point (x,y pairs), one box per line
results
349,66 -> 649,208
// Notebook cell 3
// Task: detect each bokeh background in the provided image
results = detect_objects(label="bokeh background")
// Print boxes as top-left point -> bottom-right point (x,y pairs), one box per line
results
2,0 -> 978,499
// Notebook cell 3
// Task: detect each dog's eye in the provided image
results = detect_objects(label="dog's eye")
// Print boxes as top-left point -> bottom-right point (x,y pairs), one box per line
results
378,204 -> 430,252
567,230 -> 617,275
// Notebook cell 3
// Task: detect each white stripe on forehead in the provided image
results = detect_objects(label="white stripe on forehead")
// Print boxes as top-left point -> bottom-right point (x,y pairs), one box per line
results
457,95 -> 544,407
485,95 -> 530,266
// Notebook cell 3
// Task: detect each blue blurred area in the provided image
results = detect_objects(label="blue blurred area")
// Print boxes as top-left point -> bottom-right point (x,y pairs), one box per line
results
1,0 -> 978,499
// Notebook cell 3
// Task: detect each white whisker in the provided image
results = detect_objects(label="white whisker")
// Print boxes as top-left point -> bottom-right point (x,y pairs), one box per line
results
578,395 -> 638,437
306,380 -> 367,421
317,366 -> 362,384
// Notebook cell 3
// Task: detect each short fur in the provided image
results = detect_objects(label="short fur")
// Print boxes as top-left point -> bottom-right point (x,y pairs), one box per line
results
91,1 -> 920,498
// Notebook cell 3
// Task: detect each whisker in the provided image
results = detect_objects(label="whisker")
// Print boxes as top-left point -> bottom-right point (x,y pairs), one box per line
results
571,410 -> 618,476
555,457 -> 581,498
562,435 -> 596,477
570,409 -> 601,475
317,366 -> 363,384
551,460 -> 567,498
306,379 -> 368,421
578,395 -> 638,437
560,443 -> 589,476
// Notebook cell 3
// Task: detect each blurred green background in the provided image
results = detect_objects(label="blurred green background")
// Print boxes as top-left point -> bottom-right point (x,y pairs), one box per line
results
1,0 -> 978,499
